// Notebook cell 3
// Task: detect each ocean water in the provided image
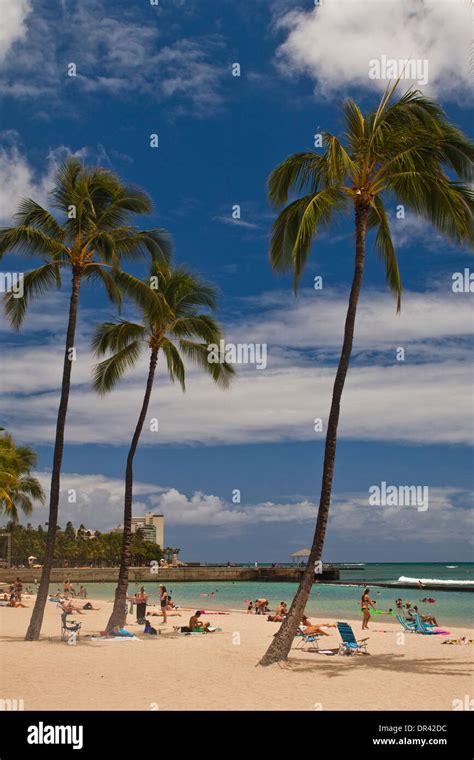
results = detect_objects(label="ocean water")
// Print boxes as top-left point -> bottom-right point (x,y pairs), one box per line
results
48,563 -> 473,627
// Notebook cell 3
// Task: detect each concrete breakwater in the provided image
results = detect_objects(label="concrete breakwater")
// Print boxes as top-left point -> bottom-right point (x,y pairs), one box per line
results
0,564 -> 339,585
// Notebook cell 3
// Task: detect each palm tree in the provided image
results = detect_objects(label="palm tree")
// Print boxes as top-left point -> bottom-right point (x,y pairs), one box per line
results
259,85 -> 473,666
92,263 -> 234,631
0,431 -> 45,520
0,159 -> 171,640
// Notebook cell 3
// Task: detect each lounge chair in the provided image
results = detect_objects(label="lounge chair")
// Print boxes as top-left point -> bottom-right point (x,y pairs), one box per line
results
59,609 -> 81,642
396,613 -> 417,632
413,613 -> 449,635
337,621 -> 369,655
294,625 -> 322,652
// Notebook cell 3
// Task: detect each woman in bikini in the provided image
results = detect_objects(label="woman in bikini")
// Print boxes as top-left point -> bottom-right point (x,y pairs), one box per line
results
361,588 -> 375,630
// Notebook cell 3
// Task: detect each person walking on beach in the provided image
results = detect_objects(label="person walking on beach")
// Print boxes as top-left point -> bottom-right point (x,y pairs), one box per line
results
361,588 -> 375,630
135,587 -> 148,624
159,585 -> 169,624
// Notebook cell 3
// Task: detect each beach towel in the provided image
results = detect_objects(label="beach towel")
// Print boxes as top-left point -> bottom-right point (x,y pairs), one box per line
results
89,636 -> 140,642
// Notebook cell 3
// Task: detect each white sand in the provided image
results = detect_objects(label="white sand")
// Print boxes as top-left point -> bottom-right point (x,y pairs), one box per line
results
0,599 -> 472,711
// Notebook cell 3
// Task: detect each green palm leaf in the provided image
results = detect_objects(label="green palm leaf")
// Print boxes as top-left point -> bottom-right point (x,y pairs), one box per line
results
4,262 -> 63,329
93,341 -> 142,394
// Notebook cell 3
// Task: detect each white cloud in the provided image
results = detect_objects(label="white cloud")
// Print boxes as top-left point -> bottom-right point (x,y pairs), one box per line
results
1,288 -> 472,446
0,0 -> 225,114
0,0 -> 31,61
329,487 -> 474,544
213,216 -> 260,230
22,472 -> 473,541
0,132 -> 87,224
276,0 -> 472,101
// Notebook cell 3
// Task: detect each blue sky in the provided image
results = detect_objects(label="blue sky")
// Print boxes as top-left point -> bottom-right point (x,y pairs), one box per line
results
0,0 -> 472,562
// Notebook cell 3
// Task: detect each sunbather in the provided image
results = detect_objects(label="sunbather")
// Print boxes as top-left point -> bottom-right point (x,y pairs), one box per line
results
8,594 -> 27,608
301,615 -> 337,636
60,600 -> 85,615
407,605 -> 438,627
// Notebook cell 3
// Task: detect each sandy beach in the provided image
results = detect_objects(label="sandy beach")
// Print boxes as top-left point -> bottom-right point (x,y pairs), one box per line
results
1,597 -> 472,711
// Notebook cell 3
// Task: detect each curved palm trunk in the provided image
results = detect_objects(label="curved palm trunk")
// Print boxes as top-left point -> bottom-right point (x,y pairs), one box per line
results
105,349 -> 158,632
25,271 -> 81,641
259,203 -> 368,666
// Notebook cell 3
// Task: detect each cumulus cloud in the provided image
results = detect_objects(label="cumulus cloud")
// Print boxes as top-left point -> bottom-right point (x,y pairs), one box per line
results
0,0 -> 31,61
22,472 -> 473,543
0,288 -> 472,446
275,0 -> 472,101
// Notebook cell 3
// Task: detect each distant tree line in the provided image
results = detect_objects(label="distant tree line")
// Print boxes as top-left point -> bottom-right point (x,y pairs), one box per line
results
2,520 -> 165,568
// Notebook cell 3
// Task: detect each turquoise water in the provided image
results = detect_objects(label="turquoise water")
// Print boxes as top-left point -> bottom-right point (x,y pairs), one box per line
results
48,563 -> 473,627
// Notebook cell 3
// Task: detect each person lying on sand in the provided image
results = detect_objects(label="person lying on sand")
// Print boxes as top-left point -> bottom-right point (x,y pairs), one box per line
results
8,594 -> 27,608
300,615 -> 337,636
60,600 -> 85,615
146,608 -> 181,617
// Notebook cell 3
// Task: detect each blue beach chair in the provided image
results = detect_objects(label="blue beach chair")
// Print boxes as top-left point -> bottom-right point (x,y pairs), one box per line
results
413,613 -> 442,635
294,626 -> 322,652
396,614 -> 417,632
337,621 -> 369,655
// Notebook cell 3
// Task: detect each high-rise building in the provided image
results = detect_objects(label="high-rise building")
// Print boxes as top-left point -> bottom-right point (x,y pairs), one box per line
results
137,524 -> 156,544
130,513 -> 164,547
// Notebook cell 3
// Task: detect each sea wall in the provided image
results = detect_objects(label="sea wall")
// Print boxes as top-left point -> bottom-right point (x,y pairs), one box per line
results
0,564 -> 339,584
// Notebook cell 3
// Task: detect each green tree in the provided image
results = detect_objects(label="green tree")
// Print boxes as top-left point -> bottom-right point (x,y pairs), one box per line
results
92,262 -> 235,631
0,431 -> 45,521
0,159 -> 171,640
259,86 -> 473,666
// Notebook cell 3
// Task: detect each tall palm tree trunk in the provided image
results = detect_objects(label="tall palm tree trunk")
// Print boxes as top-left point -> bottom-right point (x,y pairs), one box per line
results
106,349 -> 158,632
25,271 -> 82,641
259,203 -> 368,666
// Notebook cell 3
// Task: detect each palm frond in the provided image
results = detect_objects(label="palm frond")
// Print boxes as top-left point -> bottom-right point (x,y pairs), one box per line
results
14,199 -> 65,241
92,341 -> 142,394
160,338 -> 186,391
270,190 -> 345,288
179,339 -> 235,388
367,197 -> 402,311
82,264 -> 123,309
113,270 -> 173,323
385,172 -> 474,245
92,320 -> 146,356
171,314 -> 224,344
4,262 -> 63,329
268,153 -> 324,206
0,226 -> 67,259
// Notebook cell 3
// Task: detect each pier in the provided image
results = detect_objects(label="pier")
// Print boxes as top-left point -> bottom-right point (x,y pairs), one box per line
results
0,564 -> 339,585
